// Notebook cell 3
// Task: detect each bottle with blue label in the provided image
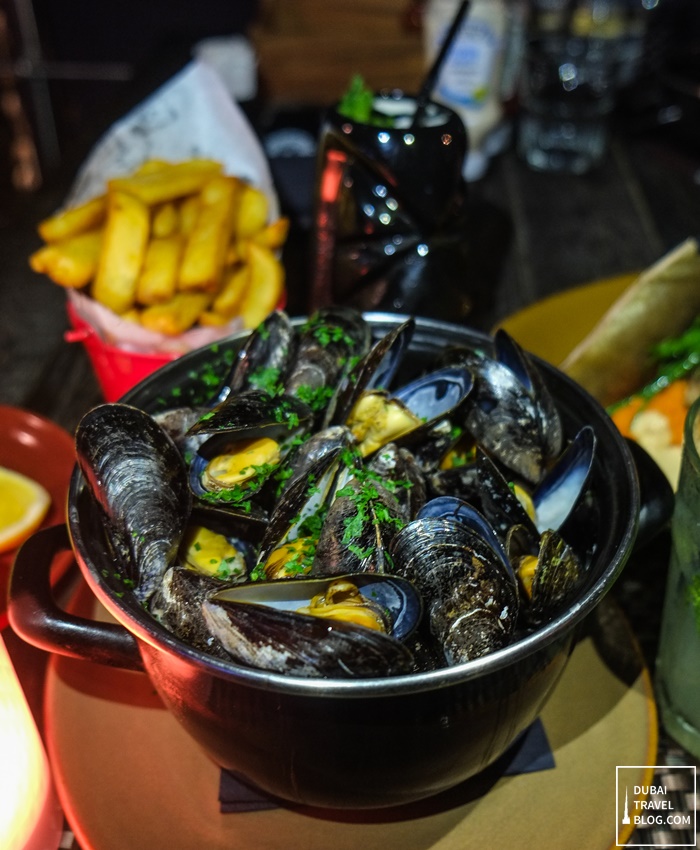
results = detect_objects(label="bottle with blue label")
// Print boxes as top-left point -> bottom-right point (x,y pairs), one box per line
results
424,0 -> 520,180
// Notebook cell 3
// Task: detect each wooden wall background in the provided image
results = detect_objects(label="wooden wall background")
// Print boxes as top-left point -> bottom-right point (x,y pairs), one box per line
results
251,0 -> 427,107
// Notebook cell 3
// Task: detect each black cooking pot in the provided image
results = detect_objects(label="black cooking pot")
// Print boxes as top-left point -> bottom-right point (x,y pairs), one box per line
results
9,315 -> 663,809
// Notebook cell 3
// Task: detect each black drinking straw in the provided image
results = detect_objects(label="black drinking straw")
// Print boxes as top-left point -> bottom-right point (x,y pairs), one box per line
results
411,0 -> 471,129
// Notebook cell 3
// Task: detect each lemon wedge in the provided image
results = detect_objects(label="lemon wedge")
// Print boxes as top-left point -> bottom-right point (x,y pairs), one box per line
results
0,466 -> 51,553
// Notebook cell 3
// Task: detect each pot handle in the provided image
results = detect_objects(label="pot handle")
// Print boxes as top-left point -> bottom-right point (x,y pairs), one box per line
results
8,523 -> 144,671
626,437 -> 675,550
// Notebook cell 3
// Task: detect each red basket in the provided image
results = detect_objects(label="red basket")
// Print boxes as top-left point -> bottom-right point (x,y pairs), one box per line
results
65,302 -> 179,402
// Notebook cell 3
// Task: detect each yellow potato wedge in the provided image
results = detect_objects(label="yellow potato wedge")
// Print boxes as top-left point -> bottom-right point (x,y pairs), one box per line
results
151,202 -> 179,238
29,229 -> 103,288
92,190 -> 150,314
238,242 -> 285,329
178,176 -> 240,292
250,217 -> 290,250
37,195 -> 106,243
212,264 -> 251,318
234,184 -> 268,239
108,159 -> 223,206
140,291 -> 213,335
136,234 -> 183,305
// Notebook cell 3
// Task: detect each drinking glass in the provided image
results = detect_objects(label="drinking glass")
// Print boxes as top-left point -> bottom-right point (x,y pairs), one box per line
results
517,34 -> 620,174
656,396 -> 700,759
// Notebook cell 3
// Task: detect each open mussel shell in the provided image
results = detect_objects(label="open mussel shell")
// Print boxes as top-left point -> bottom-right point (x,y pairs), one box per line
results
493,329 -> 563,464
328,317 -> 416,426
186,389 -> 314,461
75,402 -> 192,604
201,597 -> 415,679
476,449 -> 538,542
506,525 -> 581,627
211,573 -> 422,642
392,367 -> 472,420
477,425 -> 596,548
255,447 -> 350,573
345,366 -> 473,459
189,502 -> 268,540
532,425 -> 596,537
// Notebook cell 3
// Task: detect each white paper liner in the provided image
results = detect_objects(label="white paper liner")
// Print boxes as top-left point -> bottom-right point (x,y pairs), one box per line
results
61,59 -> 279,355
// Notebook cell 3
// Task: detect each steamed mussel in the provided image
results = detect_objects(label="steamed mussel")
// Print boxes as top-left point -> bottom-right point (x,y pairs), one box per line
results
75,308 -> 600,679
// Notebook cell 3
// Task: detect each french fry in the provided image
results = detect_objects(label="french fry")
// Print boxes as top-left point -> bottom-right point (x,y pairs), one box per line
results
140,291 -> 212,335
250,217 -> 290,250
135,234 -> 183,305
30,158 -> 289,336
238,242 -> 285,328
224,242 -> 242,266
29,229 -> 103,288
151,202 -> 179,238
178,194 -> 200,236
212,264 -> 251,318
198,310 -> 231,327
233,183 -> 268,239
178,176 -> 239,292
92,190 -> 150,314
134,159 -> 171,175
108,159 -> 223,206
37,195 -> 106,243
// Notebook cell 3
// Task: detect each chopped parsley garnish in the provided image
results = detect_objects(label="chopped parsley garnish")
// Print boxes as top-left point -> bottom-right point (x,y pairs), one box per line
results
295,384 -> 334,412
336,464 -> 406,561
249,367 -> 283,396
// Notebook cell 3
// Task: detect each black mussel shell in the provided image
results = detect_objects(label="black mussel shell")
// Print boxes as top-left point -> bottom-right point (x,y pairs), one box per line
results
201,598 -> 415,678
187,390 -> 314,460
75,403 -> 192,604
329,318 -> 416,426
223,310 -> 297,398
212,573 -> 422,642
366,442 -> 427,522
149,566 -> 232,658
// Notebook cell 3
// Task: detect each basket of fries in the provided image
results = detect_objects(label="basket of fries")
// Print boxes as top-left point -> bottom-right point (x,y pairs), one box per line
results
28,61 -> 288,401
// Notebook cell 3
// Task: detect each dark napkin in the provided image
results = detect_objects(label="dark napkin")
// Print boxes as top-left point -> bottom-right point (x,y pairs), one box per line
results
218,718 -> 555,813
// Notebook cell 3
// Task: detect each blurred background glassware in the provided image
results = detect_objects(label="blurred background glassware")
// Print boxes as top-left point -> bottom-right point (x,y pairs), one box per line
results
516,0 -> 648,174
308,89 -> 482,323
655,396 -> 700,760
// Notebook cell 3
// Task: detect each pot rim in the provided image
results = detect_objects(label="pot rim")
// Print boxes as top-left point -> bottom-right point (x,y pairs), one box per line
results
68,312 -> 640,698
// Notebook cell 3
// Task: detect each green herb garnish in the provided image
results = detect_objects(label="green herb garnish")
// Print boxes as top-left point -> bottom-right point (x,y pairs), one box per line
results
337,75 -> 394,126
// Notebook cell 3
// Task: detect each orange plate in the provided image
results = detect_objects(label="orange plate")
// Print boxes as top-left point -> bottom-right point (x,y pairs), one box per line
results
0,406 -> 76,629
